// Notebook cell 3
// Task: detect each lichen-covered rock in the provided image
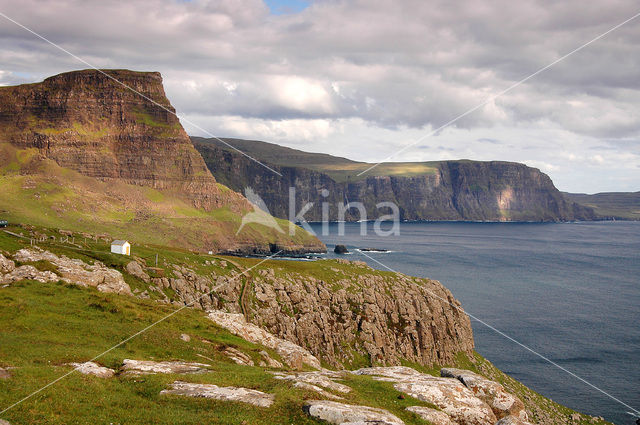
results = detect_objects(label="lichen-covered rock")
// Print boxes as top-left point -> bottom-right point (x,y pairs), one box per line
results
496,415 -> 536,425
207,311 -> 321,370
161,381 -> 274,407
0,265 -> 59,284
272,371 -> 351,394
0,254 -> 15,274
13,249 -> 132,295
69,362 -> 115,378
441,368 -> 527,420
259,351 -> 283,368
222,347 -> 254,366
126,261 -> 150,283
0,367 -> 11,380
303,400 -> 405,425
406,406 -> 457,425
121,359 -> 209,375
354,367 -> 496,425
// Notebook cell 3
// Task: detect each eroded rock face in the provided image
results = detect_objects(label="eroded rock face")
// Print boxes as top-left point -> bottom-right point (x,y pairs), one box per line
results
161,381 -> 274,407
259,351 -> 283,368
12,248 -> 132,295
354,367 -> 497,425
207,311 -> 321,370
121,359 -> 210,375
303,400 -> 405,425
0,254 -> 14,274
69,362 -> 115,378
441,368 -> 527,420
249,267 -> 474,368
126,261 -> 150,283
0,69 -> 232,212
406,406 -> 457,425
0,265 -> 58,284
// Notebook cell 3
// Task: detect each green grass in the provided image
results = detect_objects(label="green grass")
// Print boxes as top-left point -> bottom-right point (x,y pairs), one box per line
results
0,144 -> 323,254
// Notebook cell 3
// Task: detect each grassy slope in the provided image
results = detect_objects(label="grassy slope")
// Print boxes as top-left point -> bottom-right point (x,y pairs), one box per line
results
564,192 -> 640,220
0,227 -> 611,425
0,144 -> 321,253
193,137 -> 439,183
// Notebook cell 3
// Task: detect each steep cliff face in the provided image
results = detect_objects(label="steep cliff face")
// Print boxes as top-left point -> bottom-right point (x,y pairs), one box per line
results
138,256 -> 474,368
194,138 -> 595,222
0,70 -> 326,254
0,69 -> 230,210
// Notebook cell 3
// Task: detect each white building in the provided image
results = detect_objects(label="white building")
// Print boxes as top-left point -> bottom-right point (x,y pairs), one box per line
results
111,240 -> 131,256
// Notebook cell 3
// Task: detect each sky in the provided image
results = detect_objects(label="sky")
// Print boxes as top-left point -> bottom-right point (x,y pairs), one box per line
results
0,0 -> 639,193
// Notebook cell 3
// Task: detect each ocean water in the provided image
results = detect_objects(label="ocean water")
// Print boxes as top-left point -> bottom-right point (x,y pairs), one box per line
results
307,221 -> 640,425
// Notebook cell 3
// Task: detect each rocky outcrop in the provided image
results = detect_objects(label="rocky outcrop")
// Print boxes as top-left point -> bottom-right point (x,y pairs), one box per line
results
441,368 -> 527,420
0,264 -> 59,284
161,381 -> 275,407
121,359 -> 210,375
12,248 -> 132,295
303,400 -> 404,425
354,367 -> 499,425
248,266 -> 474,368
69,362 -> 115,378
207,311 -> 322,370
271,371 -> 351,397
195,137 -> 595,222
407,406 -> 457,425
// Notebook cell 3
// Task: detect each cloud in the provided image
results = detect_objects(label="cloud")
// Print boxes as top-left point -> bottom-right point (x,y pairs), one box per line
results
0,0 -> 639,191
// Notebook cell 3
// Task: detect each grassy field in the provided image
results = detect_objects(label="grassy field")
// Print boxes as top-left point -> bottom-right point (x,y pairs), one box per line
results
0,225 -> 609,425
0,143 -> 321,254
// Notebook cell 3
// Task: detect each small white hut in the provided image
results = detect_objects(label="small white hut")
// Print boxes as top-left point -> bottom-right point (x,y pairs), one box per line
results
110,240 -> 131,256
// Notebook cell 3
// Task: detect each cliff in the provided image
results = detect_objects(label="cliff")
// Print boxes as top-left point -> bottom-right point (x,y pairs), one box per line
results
0,70 -> 325,254
564,191 -> 640,220
193,137 -> 595,222
0,69 -> 226,210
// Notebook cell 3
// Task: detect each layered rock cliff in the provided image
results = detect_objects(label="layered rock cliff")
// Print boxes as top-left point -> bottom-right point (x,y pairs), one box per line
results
194,137 -> 595,222
0,70 -> 326,254
0,69 -> 232,210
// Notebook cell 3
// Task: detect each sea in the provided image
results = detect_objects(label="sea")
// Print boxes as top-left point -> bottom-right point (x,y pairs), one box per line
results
306,221 -> 640,425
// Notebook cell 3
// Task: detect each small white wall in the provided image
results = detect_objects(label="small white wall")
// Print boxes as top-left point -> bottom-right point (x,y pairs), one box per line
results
111,243 -> 130,255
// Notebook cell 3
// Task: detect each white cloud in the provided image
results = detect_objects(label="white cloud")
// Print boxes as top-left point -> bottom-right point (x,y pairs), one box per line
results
0,0 -> 639,191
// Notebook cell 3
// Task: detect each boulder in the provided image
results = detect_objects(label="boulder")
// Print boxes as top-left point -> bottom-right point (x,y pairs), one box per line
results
69,362 -> 115,378
180,333 -> 191,342
13,249 -> 132,295
122,359 -> 210,375
406,406 -> 457,425
0,419 -> 10,425
207,311 -> 321,370
333,245 -> 349,254
222,347 -> 254,366
272,371 -> 351,394
0,254 -> 15,274
441,368 -> 527,420
354,367 -> 496,425
0,367 -> 11,379
259,351 -> 283,368
495,415 -> 536,425
0,265 -> 59,284
126,261 -> 150,283
161,381 -> 274,407
303,400 -> 404,425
